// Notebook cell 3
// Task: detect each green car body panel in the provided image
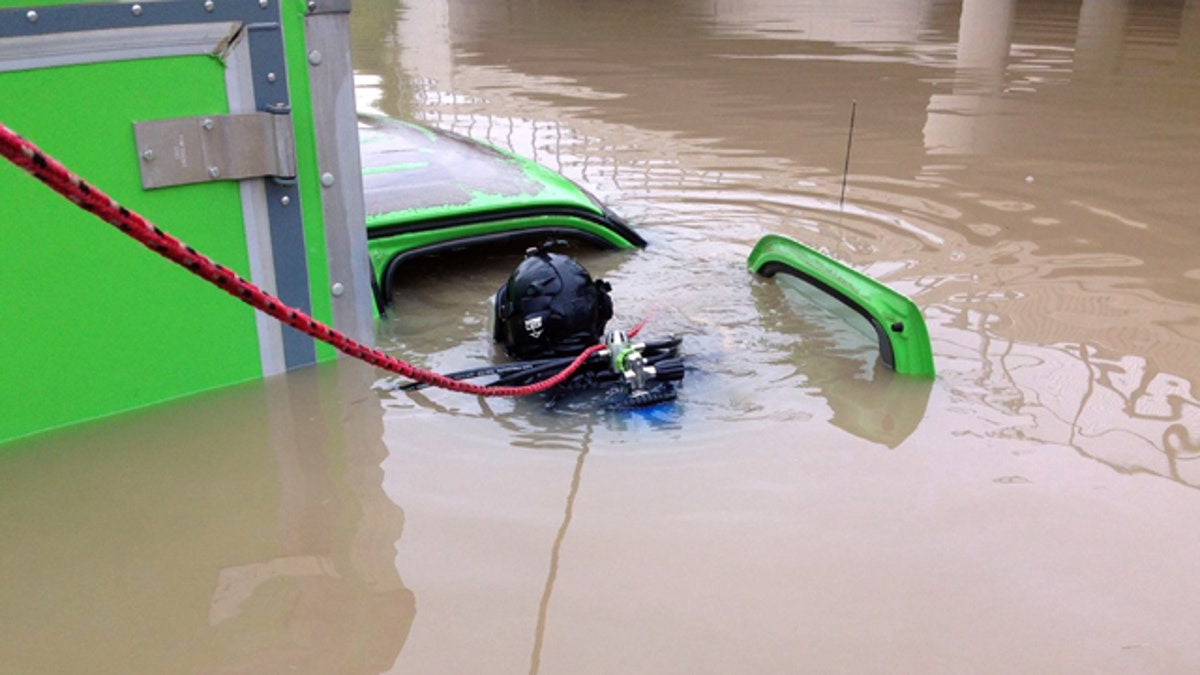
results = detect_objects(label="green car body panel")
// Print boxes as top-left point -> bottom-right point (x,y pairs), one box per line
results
749,234 -> 935,378
359,116 -> 645,307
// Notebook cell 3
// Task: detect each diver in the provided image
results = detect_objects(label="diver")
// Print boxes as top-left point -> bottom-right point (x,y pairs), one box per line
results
402,241 -> 684,409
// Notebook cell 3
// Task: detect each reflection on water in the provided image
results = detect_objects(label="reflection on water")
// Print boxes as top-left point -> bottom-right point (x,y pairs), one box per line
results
5,0 -> 1200,672
527,425 -> 591,675
751,274 -> 934,448
923,0 -> 1016,155
0,361 -> 413,673
938,301 -> 1200,488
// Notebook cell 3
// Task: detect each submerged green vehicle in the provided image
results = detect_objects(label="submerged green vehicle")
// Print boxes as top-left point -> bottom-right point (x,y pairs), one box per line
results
358,115 -> 644,310
355,115 -> 934,380
354,114 -> 936,412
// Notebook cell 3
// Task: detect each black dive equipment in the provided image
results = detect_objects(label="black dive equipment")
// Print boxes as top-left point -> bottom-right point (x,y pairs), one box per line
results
402,243 -> 685,409
493,244 -> 614,359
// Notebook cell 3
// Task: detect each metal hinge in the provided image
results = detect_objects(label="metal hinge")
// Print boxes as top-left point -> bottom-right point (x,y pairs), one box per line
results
133,111 -> 296,189
306,0 -> 351,15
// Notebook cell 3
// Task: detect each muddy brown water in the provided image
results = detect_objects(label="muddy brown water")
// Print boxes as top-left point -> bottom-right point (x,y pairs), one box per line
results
4,0 -> 1200,672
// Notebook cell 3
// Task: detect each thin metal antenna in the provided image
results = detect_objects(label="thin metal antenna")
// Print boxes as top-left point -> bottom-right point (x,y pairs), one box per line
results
840,99 -> 857,210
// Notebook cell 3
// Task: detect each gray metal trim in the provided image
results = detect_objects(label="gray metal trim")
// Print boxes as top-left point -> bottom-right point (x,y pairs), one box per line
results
266,187 -> 317,369
245,22 -> 317,369
0,22 -> 241,73
304,8 -> 374,346
224,27 -> 286,377
242,180 -> 289,377
1,0 -> 277,38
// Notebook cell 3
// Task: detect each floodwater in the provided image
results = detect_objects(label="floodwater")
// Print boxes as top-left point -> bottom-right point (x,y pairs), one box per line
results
4,0 -> 1200,672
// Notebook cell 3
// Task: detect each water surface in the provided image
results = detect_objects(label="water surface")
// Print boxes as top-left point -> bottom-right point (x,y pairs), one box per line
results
4,0 -> 1200,672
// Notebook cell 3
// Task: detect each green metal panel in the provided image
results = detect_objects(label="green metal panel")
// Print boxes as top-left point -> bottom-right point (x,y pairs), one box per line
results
0,0 -> 370,445
0,57 -> 261,443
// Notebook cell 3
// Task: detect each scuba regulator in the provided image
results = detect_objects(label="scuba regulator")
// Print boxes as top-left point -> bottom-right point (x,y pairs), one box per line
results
600,329 -> 685,408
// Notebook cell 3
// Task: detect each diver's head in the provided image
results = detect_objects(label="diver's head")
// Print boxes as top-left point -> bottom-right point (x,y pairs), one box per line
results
493,244 -> 613,359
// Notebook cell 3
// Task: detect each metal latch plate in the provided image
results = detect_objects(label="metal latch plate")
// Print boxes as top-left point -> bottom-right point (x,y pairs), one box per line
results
134,112 -> 296,189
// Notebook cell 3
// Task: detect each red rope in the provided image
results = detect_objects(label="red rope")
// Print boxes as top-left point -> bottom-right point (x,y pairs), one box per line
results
0,121 -> 631,397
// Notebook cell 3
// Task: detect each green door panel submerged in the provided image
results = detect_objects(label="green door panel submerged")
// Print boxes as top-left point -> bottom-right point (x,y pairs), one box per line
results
0,57 -> 262,443
748,234 -> 936,378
